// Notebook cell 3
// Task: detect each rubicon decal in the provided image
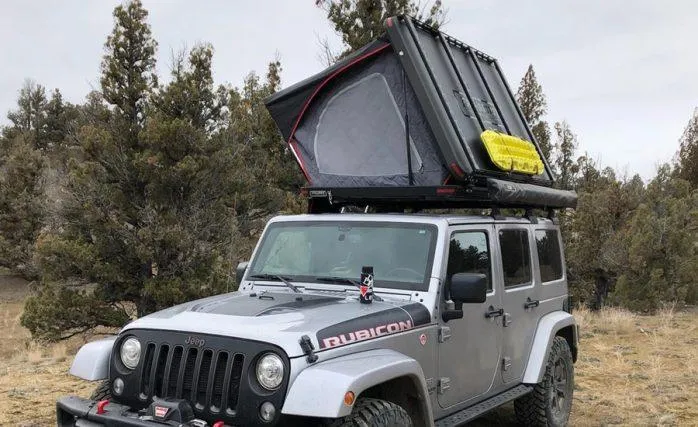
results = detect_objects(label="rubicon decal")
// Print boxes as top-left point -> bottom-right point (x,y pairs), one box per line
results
317,303 -> 430,349
321,320 -> 413,348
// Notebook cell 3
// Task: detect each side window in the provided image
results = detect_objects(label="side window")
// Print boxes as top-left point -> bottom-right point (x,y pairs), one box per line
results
498,229 -> 532,288
447,231 -> 491,291
535,230 -> 563,282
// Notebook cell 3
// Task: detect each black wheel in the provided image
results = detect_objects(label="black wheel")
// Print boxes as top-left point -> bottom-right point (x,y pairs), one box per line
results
326,398 -> 413,427
90,380 -> 112,401
515,336 -> 574,426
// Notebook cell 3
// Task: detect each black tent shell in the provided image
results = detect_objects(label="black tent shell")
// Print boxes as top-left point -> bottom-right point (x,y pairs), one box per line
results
264,16 -> 576,210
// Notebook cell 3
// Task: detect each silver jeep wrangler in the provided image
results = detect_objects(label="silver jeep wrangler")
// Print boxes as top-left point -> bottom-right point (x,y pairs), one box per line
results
58,212 -> 578,427
58,15 -> 579,427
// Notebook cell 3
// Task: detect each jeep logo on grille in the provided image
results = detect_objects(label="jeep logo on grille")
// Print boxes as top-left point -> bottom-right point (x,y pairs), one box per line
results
185,335 -> 205,348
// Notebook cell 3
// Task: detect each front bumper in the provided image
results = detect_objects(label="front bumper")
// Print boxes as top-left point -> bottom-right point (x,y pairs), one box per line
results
57,396 -> 214,427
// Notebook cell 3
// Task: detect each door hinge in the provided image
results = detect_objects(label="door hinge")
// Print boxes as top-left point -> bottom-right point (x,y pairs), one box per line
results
438,326 -> 451,343
503,312 -> 512,327
502,357 -> 512,371
438,377 -> 451,394
426,378 -> 437,395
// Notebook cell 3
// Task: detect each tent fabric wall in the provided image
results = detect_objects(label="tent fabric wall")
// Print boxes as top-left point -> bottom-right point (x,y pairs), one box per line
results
291,47 -> 448,187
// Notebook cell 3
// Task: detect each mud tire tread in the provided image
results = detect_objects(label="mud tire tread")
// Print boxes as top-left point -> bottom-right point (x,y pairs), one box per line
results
89,380 -> 112,401
514,336 -> 574,427
326,398 -> 413,427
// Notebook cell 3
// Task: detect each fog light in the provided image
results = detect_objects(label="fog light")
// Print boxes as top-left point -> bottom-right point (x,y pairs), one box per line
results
113,378 -> 124,396
259,401 -> 276,422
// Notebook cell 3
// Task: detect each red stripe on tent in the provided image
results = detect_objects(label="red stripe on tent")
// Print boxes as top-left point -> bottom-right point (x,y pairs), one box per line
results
290,138 -> 312,183
288,43 -> 391,142
285,43 -> 391,183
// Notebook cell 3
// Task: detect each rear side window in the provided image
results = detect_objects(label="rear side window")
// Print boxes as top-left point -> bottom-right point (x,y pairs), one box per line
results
448,231 -> 491,291
535,230 -> 563,282
499,229 -> 532,288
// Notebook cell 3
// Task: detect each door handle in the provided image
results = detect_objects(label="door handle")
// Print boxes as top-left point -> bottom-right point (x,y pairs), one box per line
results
485,306 -> 504,318
524,298 -> 540,309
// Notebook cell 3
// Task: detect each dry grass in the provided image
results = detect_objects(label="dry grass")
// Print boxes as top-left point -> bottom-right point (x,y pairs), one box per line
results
0,276 -> 93,426
1,274 -> 697,426
570,305 -> 698,426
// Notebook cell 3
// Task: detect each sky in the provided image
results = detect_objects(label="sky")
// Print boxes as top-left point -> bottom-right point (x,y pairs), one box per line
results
1,0 -> 696,180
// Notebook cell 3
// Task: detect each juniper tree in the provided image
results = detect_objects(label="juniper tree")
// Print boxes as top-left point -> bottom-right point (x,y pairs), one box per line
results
226,61 -> 306,245
0,135 -> 45,278
516,65 -> 552,163
4,80 -> 48,147
43,89 -> 76,151
554,121 -> 578,190
676,108 -> 698,187
613,166 -> 697,311
133,44 -> 246,307
23,0 -> 159,337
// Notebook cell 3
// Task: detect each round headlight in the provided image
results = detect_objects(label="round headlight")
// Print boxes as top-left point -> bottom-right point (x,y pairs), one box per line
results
256,353 -> 284,390
120,337 -> 141,370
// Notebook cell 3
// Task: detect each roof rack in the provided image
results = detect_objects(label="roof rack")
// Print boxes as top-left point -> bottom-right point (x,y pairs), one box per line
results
305,177 -> 577,214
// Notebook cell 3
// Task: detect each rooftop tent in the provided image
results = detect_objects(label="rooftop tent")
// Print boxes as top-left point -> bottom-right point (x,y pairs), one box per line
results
265,16 -> 576,210
265,39 -> 447,188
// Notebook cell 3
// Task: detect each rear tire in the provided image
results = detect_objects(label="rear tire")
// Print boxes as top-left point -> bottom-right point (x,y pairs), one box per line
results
515,336 -> 574,426
326,398 -> 413,427
90,380 -> 112,401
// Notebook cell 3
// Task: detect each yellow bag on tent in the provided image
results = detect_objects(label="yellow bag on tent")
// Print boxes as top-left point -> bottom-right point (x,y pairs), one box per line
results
481,130 -> 544,175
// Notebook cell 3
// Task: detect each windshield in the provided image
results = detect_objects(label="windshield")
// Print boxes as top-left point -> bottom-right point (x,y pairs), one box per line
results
248,221 -> 438,291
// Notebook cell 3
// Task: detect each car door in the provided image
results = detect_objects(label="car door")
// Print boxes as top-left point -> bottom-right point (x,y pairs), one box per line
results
437,225 -> 503,409
496,224 -> 540,384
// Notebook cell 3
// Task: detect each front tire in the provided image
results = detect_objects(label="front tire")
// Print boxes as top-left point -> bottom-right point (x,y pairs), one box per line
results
89,380 -> 112,401
326,398 -> 413,427
515,336 -> 574,426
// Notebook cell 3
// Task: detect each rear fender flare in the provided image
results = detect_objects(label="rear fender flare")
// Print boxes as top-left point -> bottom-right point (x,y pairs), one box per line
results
69,336 -> 116,381
281,348 -> 432,420
522,311 -> 578,384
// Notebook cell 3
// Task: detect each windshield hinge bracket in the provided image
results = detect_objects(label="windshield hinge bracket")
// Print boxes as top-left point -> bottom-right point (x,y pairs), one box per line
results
299,335 -> 318,364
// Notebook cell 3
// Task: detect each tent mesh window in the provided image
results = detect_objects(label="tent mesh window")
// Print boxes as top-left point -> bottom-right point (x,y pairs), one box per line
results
314,72 -> 423,177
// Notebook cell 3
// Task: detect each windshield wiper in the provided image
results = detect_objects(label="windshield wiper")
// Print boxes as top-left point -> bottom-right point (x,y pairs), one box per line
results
249,274 -> 302,293
315,277 -> 383,301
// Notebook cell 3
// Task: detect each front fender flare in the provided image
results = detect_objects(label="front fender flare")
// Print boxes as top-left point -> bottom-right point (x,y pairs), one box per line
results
281,348 -> 431,420
69,336 -> 116,381
522,311 -> 578,384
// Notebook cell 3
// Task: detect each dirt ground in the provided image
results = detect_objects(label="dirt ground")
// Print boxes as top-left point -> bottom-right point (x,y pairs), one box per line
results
1,274 -> 697,426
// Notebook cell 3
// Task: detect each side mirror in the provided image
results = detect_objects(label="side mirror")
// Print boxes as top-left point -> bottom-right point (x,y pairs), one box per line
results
442,273 -> 487,322
236,261 -> 249,285
450,273 -> 487,304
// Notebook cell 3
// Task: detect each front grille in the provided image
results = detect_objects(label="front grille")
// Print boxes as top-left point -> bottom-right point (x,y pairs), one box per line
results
113,330 -> 289,426
138,343 -> 245,414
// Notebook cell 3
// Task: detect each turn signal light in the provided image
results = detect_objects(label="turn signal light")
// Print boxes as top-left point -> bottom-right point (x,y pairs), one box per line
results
344,391 -> 355,406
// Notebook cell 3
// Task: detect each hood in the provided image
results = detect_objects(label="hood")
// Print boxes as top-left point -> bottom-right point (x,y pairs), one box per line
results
122,291 -> 431,358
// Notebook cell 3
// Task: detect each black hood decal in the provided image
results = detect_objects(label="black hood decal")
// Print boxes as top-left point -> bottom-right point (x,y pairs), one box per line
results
190,293 -> 343,317
317,302 -> 431,349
